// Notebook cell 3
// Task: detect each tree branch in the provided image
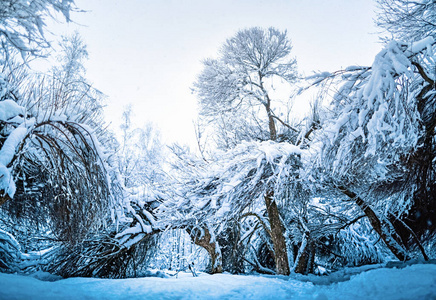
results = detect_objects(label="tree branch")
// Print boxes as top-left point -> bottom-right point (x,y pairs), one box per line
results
411,61 -> 435,86
240,212 -> 272,237
389,212 -> 429,261
271,115 -> 298,132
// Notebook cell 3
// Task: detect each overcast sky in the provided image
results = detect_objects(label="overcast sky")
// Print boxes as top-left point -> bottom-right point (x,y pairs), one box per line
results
48,0 -> 382,149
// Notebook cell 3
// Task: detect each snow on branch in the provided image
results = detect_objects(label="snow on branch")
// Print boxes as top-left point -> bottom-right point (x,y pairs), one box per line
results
160,141 -> 305,234
316,38 -> 436,187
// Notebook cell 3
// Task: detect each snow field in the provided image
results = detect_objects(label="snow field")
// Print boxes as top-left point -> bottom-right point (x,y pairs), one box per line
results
0,264 -> 435,300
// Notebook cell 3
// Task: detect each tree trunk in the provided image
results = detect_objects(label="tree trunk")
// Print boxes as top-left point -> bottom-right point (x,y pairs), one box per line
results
259,72 -> 277,141
186,226 -> 223,274
0,193 -> 11,206
267,109 -> 277,141
293,232 -> 316,274
404,80 -> 436,242
264,190 -> 290,275
307,240 -> 316,274
339,186 -> 410,261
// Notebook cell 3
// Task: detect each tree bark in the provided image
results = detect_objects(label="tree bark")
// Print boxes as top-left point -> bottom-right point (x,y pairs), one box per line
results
293,232 -> 316,274
339,186 -> 410,261
258,72 -> 277,141
267,108 -> 277,141
293,232 -> 309,274
307,240 -> 316,274
264,190 -> 290,275
0,193 -> 10,206
186,226 -> 223,274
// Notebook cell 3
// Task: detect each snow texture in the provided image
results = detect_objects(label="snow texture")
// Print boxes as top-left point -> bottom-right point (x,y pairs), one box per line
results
160,140 -> 304,234
0,164 -> 16,197
0,264 -> 435,299
0,100 -> 25,122
0,120 -> 33,197
0,126 -> 28,166
407,36 -> 434,55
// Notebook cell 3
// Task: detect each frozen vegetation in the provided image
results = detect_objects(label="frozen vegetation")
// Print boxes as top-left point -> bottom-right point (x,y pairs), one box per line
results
1,0 -> 436,299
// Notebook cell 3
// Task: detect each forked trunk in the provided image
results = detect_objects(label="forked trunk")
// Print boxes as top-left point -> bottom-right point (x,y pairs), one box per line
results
187,226 -> 223,274
264,190 -> 290,275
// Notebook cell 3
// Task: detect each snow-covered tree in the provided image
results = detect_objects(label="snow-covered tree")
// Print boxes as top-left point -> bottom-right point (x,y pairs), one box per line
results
375,0 -> 436,256
0,0 -> 75,60
42,104 -> 168,278
194,27 -> 298,149
0,34 -> 120,275
160,141 -> 308,275
307,29 -> 435,262
192,27 -> 302,275
117,105 -> 164,188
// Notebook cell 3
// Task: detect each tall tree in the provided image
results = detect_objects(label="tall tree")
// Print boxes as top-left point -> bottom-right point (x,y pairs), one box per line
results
194,27 -> 299,275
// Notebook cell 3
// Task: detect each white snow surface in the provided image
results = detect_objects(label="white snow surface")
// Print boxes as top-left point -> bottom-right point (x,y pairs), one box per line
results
0,126 -> 28,166
0,122 -> 33,197
1,264 -> 435,299
0,100 -> 25,122
407,36 -> 434,55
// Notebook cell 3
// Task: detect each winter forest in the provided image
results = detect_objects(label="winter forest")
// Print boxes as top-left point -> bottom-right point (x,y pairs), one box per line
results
0,0 -> 436,299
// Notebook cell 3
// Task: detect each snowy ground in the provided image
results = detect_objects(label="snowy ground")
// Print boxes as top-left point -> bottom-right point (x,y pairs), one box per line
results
1,264 -> 435,300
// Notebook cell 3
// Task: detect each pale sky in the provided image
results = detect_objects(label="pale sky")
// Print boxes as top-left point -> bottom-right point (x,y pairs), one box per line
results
47,0 -> 382,149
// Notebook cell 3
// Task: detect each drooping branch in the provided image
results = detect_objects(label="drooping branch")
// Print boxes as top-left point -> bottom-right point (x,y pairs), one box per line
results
240,212 -> 271,237
389,213 -> 429,261
338,186 -> 410,261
